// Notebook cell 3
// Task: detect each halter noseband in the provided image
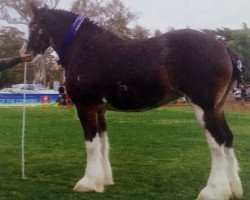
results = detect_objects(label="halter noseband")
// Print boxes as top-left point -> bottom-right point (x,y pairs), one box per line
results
58,15 -> 85,65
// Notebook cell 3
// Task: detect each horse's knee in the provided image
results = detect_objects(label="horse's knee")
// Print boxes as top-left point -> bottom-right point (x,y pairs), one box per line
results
75,104 -> 99,141
203,110 -> 226,145
191,104 -> 227,145
221,115 -> 234,147
97,107 -> 107,133
225,132 -> 233,147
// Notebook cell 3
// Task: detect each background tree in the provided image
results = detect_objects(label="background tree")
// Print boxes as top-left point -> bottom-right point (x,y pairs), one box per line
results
33,50 -> 63,87
71,0 -> 141,38
131,25 -> 150,39
203,27 -> 250,82
0,0 -> 61,25
0,26 -> 35,88
242,22 -> 248,30
0,0 -> 62,87
227,31 -> 250,81
203,28 -> 234,41
154,29 -> 162,37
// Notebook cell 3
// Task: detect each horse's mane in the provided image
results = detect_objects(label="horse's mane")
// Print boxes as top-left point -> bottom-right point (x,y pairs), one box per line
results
47,8 -> 78,18
41,7 -> 97,28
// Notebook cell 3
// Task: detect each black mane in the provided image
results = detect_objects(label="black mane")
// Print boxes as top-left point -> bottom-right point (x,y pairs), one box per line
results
40,8 -> 102,32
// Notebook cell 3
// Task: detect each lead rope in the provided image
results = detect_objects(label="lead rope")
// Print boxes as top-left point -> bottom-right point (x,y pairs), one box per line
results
21,62 -> 27,179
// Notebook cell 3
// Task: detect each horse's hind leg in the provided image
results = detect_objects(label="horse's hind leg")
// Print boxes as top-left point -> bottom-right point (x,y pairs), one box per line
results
197,107 -> 231,200
74,104 -> 105,193
191,104 -> 242,200
97,107 -> 114,186
222,114 -> 243,198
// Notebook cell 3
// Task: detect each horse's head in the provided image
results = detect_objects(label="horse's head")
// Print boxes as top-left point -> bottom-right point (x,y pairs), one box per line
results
26,4 -> 51,56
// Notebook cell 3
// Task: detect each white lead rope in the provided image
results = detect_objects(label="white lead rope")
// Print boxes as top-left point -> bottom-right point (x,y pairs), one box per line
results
21,62 -> 27,179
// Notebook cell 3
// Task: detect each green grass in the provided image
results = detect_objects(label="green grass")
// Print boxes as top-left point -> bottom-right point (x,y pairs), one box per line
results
0,105 -> 249,200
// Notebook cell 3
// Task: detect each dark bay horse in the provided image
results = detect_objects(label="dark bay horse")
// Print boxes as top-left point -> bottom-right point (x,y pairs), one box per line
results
27,5 -> 243,200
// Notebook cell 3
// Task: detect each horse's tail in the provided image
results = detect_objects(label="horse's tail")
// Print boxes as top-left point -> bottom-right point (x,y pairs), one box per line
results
226,47 -> 246,86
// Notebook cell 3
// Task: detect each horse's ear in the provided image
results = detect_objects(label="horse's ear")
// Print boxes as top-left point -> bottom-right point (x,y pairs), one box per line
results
31,2 -> 39,15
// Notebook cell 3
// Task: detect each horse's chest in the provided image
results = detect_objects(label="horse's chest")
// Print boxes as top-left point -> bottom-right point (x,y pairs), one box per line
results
65,68 -> 104,103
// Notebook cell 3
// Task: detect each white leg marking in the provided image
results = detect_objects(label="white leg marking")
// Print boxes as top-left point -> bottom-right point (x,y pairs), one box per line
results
225,148 -> 243,198
74,135 -> 105,193
197,131 -> 232,200
99,132 -> 114,186
190,103 -> 205,128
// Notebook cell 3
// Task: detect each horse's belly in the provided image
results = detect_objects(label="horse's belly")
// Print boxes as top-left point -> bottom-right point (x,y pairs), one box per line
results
106,88 -> 182,111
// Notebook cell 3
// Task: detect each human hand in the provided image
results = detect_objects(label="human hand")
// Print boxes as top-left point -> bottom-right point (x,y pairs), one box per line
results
20,53 -> 32,62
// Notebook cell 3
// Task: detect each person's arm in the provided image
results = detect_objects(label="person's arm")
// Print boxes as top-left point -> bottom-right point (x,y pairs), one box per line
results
0,54 -> 32,72
0,56 -> 22,72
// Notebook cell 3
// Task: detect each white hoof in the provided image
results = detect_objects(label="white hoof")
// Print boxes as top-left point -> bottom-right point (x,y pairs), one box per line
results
74,177 -> 104,193
230,178 -> 243,199
104,178 -> 114,186
197,185 -> 231,200
225,148 -> 243,199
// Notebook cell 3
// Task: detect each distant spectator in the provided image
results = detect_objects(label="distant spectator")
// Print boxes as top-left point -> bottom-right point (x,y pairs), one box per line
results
241,87 -> 246,105
0,53 -> 32,72
58,82 -> 66,105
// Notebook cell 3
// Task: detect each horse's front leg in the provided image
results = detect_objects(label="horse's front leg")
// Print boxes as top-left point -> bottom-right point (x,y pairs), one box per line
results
74,104 -> 105,193
97,106 -> 114,186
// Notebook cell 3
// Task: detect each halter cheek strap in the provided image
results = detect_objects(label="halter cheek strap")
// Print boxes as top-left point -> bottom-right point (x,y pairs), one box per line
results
58,15 -> 85,65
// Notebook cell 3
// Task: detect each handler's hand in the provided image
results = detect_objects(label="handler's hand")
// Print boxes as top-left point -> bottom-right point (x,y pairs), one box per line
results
20,53 -> 32,62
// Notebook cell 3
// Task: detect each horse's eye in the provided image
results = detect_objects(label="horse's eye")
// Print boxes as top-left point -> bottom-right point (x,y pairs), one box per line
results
31,24 -> 38,31
38,29 -> 43,35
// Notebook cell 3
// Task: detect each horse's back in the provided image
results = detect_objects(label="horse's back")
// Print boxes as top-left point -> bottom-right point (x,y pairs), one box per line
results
67,29 -> 233,110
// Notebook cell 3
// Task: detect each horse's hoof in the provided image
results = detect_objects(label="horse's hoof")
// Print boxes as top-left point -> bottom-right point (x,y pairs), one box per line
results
196,185 -> 231,200
74,177 -> 104,193
104,175 -> 114,186
104,179 -> 114,186
229,177 -> 243,198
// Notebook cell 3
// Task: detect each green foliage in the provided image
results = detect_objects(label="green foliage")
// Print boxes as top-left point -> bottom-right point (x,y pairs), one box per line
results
0,27 -> 24,57
0,106 -> 250,200
0,0 -> 61,25
203,27 -> 250,81
131,25 -> 150,39
227,30 -> 250,81
0,0 -> 65,87
0,27 -> 25,88
71,0 -> 148,39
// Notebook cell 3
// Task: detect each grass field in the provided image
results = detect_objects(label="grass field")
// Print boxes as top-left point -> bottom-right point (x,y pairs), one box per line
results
0,105 -> 249,200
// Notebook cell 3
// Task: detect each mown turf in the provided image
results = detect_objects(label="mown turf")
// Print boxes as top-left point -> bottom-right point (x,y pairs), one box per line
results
0,105 -> 249,200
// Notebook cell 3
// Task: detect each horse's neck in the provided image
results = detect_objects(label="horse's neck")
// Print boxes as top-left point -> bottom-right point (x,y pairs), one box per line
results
41,12 -> 75,53
49,19 -> 106,57
45,14 -> 125,67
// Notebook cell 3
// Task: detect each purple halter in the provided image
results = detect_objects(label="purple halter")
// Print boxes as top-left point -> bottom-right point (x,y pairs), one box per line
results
58,15 -> 85,65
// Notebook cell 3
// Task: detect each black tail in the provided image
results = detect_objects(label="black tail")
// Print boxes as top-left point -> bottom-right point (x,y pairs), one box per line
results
227,47 -> 246,86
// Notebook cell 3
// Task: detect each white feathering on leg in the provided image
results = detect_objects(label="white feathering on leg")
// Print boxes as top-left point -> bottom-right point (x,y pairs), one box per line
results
74,135 -> 105,193
225,148 -> 243,198
99,132 -> 114,185
197,132 -> 232,200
